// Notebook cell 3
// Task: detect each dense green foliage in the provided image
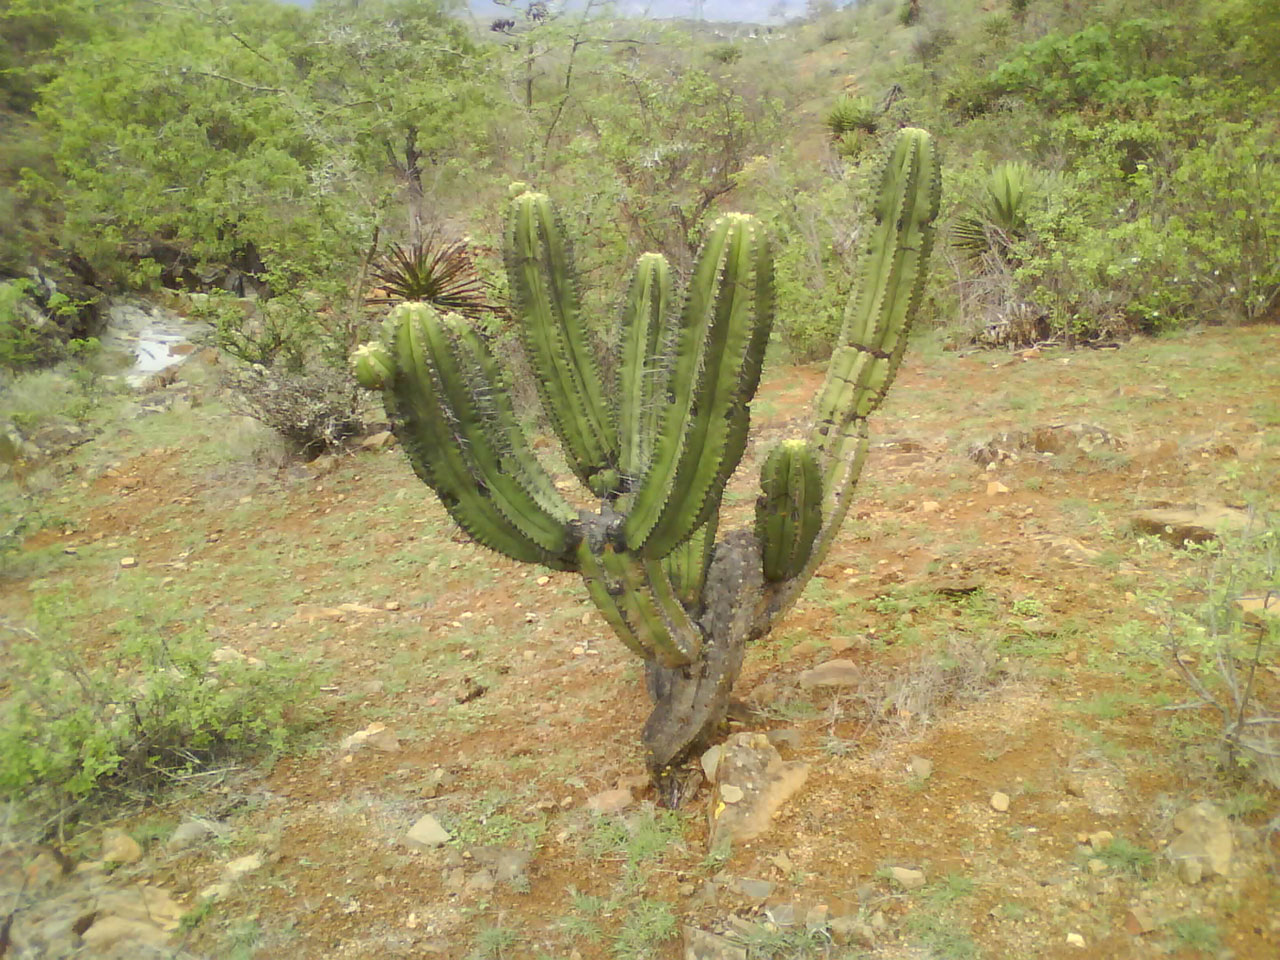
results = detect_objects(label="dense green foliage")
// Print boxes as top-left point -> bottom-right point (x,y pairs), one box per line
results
0,0 -> 1275,370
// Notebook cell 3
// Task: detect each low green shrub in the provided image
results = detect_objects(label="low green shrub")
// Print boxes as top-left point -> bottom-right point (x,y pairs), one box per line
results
0,590 -> 322,828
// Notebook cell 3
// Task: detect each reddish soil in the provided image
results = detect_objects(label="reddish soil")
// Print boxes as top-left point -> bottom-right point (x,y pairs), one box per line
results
4,326 -> 1279,959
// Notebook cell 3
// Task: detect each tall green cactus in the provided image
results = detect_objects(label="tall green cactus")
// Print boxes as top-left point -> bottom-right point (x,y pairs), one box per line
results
355,129 -> 941,795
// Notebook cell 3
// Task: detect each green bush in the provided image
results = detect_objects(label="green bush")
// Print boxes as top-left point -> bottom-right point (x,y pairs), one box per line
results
1014,115 -> 1279,336
0,590 -> 321,824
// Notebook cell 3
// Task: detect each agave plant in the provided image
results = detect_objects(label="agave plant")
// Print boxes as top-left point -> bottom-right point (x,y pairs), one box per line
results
952,160 -> 1036,259
366,236 -> 498,320
825,94 -> 879,138
354,130 -> 941,797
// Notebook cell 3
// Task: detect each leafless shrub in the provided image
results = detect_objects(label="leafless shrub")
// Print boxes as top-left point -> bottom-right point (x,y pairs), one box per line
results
223,361 -> 365,459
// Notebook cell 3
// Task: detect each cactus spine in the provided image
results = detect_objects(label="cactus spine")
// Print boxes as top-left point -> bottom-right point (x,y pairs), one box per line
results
357,129 -> 940,788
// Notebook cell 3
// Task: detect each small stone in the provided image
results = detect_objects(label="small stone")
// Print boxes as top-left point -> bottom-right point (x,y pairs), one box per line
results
119,556 -> 138,568
733,877 -> 775,900
223,852 -> 263,880
921,501 -> 942,513
720,784 -> 744,804
199,881 -> 232,900
1167,801 -> 1233,879
701,744 -> 724,781
101,829 -> 142,864
405,815 -> 450,850
585,788 -> 633,815
991,791 -> 1011,812
341,721 -> 400,753
798,658 -> 860,688
829,915 -> 876,947
889,866 -> 926,890
804,904 -> 829,928
167,819 -> 216,850
1087,858 -> 1108,875
1087,830 -> 1114,849
82,916 -> 170,949
767,852 -> 795,876
909,756 -> 934,780
1125,907 -> 1156,935
383,600 -> 401,611
870,911 -> 888,931
1066,932 -> 1086,947
536,575 -> 551,585
683,926 -> 747,960
986,481 -> 1010,496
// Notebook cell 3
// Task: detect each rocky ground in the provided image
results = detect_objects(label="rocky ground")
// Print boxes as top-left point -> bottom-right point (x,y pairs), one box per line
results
2,325 -> 1278,959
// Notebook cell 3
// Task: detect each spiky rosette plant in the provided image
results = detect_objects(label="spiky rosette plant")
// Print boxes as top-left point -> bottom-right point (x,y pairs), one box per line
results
366,236 -> 497,319
354,129 -> 941,798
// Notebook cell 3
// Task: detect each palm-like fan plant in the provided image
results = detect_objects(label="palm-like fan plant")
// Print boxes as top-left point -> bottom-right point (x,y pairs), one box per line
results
367,237 -> 498,320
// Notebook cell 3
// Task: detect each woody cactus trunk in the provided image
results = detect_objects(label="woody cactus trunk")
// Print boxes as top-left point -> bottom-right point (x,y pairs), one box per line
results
353,129 -> 941,789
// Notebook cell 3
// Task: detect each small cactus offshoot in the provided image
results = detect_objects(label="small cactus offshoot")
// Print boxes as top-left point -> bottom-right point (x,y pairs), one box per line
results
355,129 -> 941,794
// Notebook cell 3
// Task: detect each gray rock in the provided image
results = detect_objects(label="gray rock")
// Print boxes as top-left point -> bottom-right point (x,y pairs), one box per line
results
889,866 -> 926,890
909,755 -> 934,780
829,915 -> 876,947
765,902 -> 797,925
166,819 -> 216,851
732,877 -> 775,900
798,658 -> 861,688
682,925 -> 747,960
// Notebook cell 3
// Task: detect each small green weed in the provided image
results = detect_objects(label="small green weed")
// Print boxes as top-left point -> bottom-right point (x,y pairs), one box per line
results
468,923 -> 522,960
925,872 -> 975,907
613,899 -> 677,960
738,923 -> 835,959
1165,915 -> 1220,951
224,919 -> 263,960
1090,836 -> 1155,876
906,911 -> 978,959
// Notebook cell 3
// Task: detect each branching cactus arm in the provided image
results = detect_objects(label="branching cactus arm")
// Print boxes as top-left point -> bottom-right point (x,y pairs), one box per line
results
506,191 -> 618,494
761,127 -> 941,625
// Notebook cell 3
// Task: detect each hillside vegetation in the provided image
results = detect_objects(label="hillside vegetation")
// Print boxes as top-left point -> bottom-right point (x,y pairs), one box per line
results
2,0 -> 1277,374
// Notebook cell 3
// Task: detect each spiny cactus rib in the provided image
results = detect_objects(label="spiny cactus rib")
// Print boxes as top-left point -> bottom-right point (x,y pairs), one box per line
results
435,311 -> 579,536
617,253 -> 674,488
577,540 -> 652,660
506,192 -> 618,490
756,440 -> 823,582
385,303 -> 578,569
623,214 -> 774,558
662,510 -> 718,609
811,128 -> 939,502
598,548 -> 699,668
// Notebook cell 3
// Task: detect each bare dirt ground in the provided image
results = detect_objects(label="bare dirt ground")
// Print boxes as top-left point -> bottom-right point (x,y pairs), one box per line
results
3,325 -> 1279,959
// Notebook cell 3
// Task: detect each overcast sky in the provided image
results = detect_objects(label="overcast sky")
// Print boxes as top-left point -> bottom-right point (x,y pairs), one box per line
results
276,0 -> 809,24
